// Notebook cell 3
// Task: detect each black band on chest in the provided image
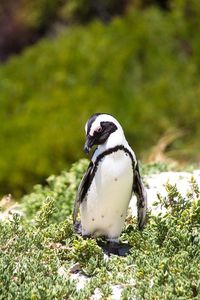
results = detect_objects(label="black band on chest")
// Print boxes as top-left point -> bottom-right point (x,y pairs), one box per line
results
83,145 -> 135,201
95,145 -> 135,170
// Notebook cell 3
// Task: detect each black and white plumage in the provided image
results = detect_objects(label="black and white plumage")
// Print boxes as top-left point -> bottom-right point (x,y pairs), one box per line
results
73,113 -> 147,242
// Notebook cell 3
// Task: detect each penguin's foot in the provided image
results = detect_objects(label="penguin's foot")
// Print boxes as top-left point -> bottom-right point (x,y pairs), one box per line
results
73,225 -> 131,256
97,240 -> 131,257
82,234 -> 91,240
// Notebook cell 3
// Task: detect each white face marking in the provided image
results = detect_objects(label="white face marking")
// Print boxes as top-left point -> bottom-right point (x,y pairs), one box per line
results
85,122 -> 88,134
87,114 -> 121,137
90,122 -> 101,136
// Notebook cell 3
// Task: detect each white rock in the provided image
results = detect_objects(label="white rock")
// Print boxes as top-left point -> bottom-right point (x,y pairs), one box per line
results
111,285 -> 123,300
130,170 -> 200,216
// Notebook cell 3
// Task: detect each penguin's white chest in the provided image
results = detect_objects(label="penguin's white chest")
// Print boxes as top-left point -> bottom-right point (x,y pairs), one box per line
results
80,150 -> 133,238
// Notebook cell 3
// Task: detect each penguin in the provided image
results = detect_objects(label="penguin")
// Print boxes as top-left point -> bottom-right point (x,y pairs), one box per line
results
73,113 -> 147,253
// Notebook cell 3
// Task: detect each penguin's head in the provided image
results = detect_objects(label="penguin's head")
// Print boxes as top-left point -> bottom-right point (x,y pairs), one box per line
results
84,113 -> 123,154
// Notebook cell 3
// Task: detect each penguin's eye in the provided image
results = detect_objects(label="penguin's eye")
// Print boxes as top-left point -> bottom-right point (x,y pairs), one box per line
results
96,127 -> 102,133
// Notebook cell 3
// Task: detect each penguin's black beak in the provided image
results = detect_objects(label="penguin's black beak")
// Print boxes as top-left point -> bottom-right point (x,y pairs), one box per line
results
83,135 -> 95,154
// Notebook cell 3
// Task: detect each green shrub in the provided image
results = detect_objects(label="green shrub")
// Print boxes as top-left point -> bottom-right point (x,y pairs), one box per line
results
124,181 -> 200,299
1,2 -> 200,196
22,159 -> 88,221
0,160 -> 200,299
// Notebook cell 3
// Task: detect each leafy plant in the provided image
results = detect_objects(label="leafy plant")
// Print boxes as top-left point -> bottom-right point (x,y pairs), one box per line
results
0,160 -> 200,299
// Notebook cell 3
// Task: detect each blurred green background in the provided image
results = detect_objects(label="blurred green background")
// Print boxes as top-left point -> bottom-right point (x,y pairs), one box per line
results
0,0 -> 200,197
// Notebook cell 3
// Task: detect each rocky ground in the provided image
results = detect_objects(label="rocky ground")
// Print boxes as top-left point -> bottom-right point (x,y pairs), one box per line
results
131,169 -> 200,216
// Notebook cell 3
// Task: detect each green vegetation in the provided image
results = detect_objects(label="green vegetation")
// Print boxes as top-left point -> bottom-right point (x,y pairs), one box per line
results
1,1 -> 200,197
0,160 -> 199,299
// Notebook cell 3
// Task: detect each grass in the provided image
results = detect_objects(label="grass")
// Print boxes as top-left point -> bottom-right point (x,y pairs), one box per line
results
0,160 -> 200,299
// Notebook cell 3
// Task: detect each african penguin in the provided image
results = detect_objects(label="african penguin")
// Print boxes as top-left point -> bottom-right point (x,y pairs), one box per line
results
73,113 -> 147,244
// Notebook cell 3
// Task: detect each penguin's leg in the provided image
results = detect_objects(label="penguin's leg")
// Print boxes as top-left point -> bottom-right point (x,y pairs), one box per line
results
107,238 -> 119,248
82,234 -> 91,240
96,237 -> 120,256
107,238 -> 120,255
81,227 -> 92,239
106,238 -> 131,256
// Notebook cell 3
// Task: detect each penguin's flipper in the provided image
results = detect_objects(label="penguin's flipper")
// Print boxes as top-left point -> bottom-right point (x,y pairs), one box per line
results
133,163 -> 147,230
72,161 -> 94,225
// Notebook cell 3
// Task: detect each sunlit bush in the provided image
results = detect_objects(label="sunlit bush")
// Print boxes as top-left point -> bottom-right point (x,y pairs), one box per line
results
1,2 -> 200,196
0,160 -> 199,298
